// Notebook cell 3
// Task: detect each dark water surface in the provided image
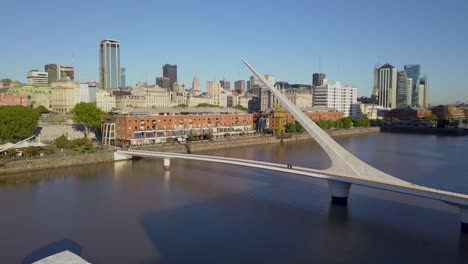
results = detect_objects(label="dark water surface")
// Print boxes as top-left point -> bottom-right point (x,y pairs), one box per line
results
1,133 -> 468,263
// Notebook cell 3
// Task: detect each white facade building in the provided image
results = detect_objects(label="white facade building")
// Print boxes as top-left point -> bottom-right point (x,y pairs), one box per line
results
96,89 -> 116,112
27,70 -> 48,86
313,81 -> 357,117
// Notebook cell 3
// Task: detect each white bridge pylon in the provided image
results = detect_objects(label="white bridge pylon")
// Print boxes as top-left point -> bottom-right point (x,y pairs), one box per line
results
241,58 -> 407,185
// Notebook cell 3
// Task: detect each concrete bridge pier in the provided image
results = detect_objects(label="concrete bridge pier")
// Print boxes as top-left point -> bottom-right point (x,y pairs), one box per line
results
163,158 -> 171,171
328,180 -> 351,205
460,206 -> 468,233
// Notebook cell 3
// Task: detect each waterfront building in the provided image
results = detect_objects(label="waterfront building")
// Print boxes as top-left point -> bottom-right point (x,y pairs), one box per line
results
431,105 -> 466,122
354,103 -> 388,119
404,64 -> 421,107
50,78 -> 80,113
101,107 -> 255,146
281,88 -> 313,110
234,80 -> 246,94
312,81 -> 358,117
312,73 -> 326,87
99,39 -> 121,89
27,70 -> 48,86
163,64 -> 177,88
377,63 -> 398,109
396,71 -> 412,108
45,64 -> 74,84
384,107 -> 432,120
253,107 -> 344,131
156,77 -> 171,91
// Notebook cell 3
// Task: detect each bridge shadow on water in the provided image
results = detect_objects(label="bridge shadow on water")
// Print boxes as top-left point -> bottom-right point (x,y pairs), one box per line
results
138,168 -> 468,264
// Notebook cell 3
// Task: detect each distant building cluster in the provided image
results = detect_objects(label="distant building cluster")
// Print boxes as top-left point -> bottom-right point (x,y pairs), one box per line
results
2,38 -> 465,138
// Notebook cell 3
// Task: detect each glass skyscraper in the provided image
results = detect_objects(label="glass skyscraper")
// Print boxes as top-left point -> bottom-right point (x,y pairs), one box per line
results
404,64 -> 420,107
100,40 -> 121,89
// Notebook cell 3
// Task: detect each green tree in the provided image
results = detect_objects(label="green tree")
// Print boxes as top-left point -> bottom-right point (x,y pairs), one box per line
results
342,117 -> 353,128
295,121 -> 305,133
187,135 -> 196,142
70,102 -> 105,138
285,122 -> 297,133
207,134 -> 214,141
0,106 -> 39,142
335,119 -> 344,128
178,104 -> 188,107
34,105 -> 49,115
424,114 -> 438,122
55,135 -> 70,149
196,103 -> 220,108
233,105 -> 248,111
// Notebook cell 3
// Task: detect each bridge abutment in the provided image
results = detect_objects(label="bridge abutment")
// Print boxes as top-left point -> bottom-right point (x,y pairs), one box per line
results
328,180 -> 351,205
163,158 -> 171,171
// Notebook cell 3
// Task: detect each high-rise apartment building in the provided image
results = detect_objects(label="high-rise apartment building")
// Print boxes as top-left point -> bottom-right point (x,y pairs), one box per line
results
377,64 -> 398,108
207,81 -> 223,106
396,71 -> 412,108
312,81 -> 357,117
372,65 -> 379,97
27,70 -> 48,86
404,64 -> 420,107
250,75 -> 275,111
45,64 -> 74,84
312,73 -> 326,87
120,68 -> 126,89
234,80 -> 246,94
99,39 -> 121,89
163,64 -> 177,86
220,80 -> 231,90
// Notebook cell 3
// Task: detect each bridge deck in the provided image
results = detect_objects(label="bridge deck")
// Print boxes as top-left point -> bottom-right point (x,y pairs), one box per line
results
118,150 -> 468,207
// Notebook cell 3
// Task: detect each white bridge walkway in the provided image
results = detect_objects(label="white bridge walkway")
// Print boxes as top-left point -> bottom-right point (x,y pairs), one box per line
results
117,59 -> 468,232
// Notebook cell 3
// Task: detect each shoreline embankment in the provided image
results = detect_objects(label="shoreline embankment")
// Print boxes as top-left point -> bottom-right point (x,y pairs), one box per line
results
0,127 -> 379,177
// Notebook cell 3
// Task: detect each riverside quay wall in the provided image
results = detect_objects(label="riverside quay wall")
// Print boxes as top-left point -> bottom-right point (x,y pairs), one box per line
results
0,151 -> 115,176
0,127 -> 379,176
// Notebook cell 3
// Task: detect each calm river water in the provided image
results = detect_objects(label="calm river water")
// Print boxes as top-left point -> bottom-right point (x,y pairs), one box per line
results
1,133 -> 468,263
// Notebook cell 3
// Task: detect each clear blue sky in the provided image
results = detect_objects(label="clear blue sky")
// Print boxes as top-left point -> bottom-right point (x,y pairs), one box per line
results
1,0 -> 467,104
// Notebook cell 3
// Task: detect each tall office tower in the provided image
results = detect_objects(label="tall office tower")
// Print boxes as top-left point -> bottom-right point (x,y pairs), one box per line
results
27,70 -> 48,86
234,80 -> 246,94
372,65 -> 379,96
163,64 -> 177,86
312,73 -> 326,87
377,64 -> 398,108
99,39 -> 121,89
156,77 -> 171,90
191,75 -> 201,94
120,68 -> 126,89
220,80 -> 231,90
396,71 -> 412,108
418,77 -> 428,108
404,64 -> 421,107
45,64 -> 75,84
246,80 -> 251,92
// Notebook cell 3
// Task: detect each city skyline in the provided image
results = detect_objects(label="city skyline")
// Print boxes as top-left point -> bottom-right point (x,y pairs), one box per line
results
1,0 -> 468,104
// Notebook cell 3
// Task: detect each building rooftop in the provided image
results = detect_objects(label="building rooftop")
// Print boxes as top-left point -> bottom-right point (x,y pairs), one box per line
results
113,107 -> 248,116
